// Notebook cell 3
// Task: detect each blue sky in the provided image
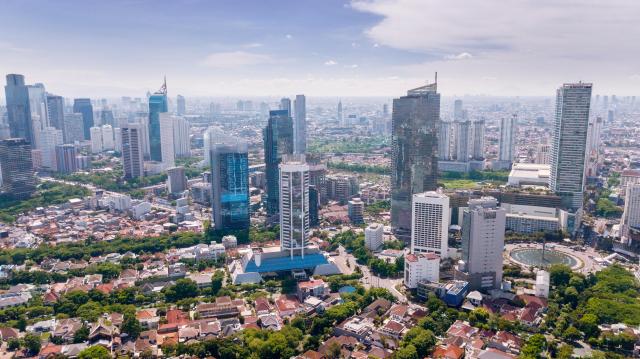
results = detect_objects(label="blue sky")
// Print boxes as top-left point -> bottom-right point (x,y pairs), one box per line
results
2,0 -> 639,97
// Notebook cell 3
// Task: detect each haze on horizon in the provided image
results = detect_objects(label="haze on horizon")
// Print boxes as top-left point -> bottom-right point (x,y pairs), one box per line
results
2,0 -> 639,98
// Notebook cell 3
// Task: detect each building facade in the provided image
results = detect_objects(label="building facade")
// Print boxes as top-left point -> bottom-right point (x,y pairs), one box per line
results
294,94 -> 306,154
264,110 -> 294,215
411,191 -> 450,258
4,74 -> 33,144
72,98 -> 94,140
0,138 -> 36,199
279,156 -> 310,258
148,81 -> 168,162
121,124 -> 145,179
55,144 -> 78,174
210,137 -> 250,231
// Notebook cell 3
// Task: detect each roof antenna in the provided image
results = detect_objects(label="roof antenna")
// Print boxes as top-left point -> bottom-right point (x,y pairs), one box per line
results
435,71 -> 438,85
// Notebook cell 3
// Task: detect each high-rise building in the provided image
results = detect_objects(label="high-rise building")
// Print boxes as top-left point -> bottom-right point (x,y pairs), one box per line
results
307,156 -> 327,205
4,74 -> 33,144
337,100 -> 343,125
404,253 -> 440,289
348,198 -> 364,224
148,79 -> 168,162
498,114 -> 517,163
203,126 -> 223,167
309,185 -> 319,227
90,126 -> 103,153
72,98 -> 94,140
438,121 -> 453,161
550,82 -> 592,210
210,136 -> 250,231
453,99 -> 464,121
471,120 -> 485,160
39,127 -> 63,170
411,191 -> 450,258
63,113 -> 85,144
279,156 -> 310,258
0,138 -> 36,199
293,94 -> 306,154
326,175 -> 358,204
587,116 -> 603,154
159,113 -> 175,168
621,184 -> 640,240
391,81 -> 440,241
27,84 -> 47,129
46,95 -> 65,131
167,166 -> 187,195
55,144 -> 78,174
455,120 -> 471,161
280,97 -> 292,116
264,110 -> 294,215
176,95 -> 186,116
101,125 -> 114,151
121,124 -> 145,179
536,143 -> 551,164
458,197 -> 506,290
365,223 -> 384,251
173,116 -> 190,158
98,108 -> 115,127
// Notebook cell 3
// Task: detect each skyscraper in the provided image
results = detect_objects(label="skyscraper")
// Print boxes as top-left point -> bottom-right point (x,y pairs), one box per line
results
293,94 -> 306,154
437,121 -> 452,161
411,191 -> 450,258
101,125 -> 114,151
621,184 -> 640,240
458,197 -> 506,290
455,120 -> 470,161
90,126 -> 103,153
121,124 -> 145,179
172,116 -> 190,158
391,81 -> 440,241
46,95 -> 65,131
210,136 -> 250,231
0,138 -> 36,199
280,97 -> 291,116
279,156 -> 310,258
176,94 -> 186,116
55,144 -> 78,174
73,98 -> 94,140
471,119 -> 485,160
159,113 -> 175,168
148,79 -> 168,162
264,110 -> 294,215
550,82 -> 592,210
39,127 -> 63,170
27,84 -> 47,136
337,100 -> 343,125
167,166 -> 187,195
63,113 -> 85,144
4,74 -> 33,144
453,99 -> 464,121
498,114 -> 517,163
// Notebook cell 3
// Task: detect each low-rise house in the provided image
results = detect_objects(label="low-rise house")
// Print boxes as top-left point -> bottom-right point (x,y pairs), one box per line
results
379,320 -> 405,339
297,278 -> 329,301
137,308 -> 160,329
275,295 -> 302,318
254,297 -> 272,315
334,316 -> 374,342
432,344 -> 465,359
196,297 -> 243,319
258,313 -> 282,331
52,318 -> 83,343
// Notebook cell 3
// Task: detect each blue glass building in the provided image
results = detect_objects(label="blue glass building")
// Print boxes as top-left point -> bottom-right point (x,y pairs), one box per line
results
4,74 -> 33,144
210,138 -> 250,230
73,98 -> 94,140
148,80 -> 168,162
263,110 -> 293,215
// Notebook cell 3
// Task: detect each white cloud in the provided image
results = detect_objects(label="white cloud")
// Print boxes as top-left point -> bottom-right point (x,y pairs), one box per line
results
445,52 -> 473,60
200,51 -> 273,68
285,34 -> 293,39
351,0 -> 640,94
324,60 -> 338,66
243,43 -> 263,48
345,64 -> 359,69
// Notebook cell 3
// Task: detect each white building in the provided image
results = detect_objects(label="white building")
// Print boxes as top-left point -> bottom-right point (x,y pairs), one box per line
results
411,191 -> 450,258
279,156 -> 310,259
293,94 -> 306,154
39,126 -> 63,170
173,116 -> 190,158
621,184 -> 640,240
534,270 -> 550,298
404,252 -> 440,289
365,223 -> 384,251
536,143 -> 551,164
101,125 -> 114,151
159,113 -> 175,168
458,197 -> 506,290
167,166 -> 187,195
90,126 -> 103,153
203,126 -> 224,167
131,200 -> 151,219
121,124 -> 145,179
498,114 -> 517,163
507,163 -> 550,187
108,193 -> 132,212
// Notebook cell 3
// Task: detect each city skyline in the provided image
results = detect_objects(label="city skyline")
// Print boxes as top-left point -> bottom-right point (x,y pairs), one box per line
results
1,0 -> 639,97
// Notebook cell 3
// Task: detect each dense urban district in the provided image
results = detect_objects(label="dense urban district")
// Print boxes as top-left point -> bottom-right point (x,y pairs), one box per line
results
0,73 -> 639,359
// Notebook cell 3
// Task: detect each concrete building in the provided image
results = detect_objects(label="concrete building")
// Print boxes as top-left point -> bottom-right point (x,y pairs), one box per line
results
279,156 -> 310,258
404,253 -> 440,289
73,98 -> 94,140
507,163 -> 550,187
101,125 -> 114,151
63,113 -> 85,144
550,82 -> 592,211
348,198 -> 364,224
365,223 -> 384,251
39,126 -> 63,170
293,94 -> 306,154
455,120 -> 471,162
167,166 -> 187,195
176,95 -> 186,116
498,114 -> 517,164
55,144 -> 78,174
90,126 -> 103,153
0,138 -> 36,199
391,82 -> 440,241
458,197 -> 506,290
159,113 -> 176,169
622,184 -> 640,240
534,270 -> 550,298
438,121 -> 453,161
121,124 -> 145,179
471,119 -> 485,161
411,191 -> 450,258
535,143 -> 551,164
505,213 -> 559,234
173,116 -> 190,158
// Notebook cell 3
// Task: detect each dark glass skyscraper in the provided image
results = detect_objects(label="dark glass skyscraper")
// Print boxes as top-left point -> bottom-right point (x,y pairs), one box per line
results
210,137 -> 250,230
73,98 -> 94,140
0,138 -> 36,199
4,74 -> 33,144
391,82 -> 440,241
264,110 -> 294,215
148,80 -> 168,162
46,95 -> 65,131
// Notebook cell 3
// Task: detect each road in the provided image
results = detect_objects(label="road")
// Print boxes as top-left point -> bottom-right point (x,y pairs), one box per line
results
335,245 -> 407,303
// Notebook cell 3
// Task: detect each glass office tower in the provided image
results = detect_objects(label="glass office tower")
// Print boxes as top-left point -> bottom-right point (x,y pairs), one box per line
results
148,79 -> 168,162
210,137 -> 250,230
263,110 -> 294,216
73,98 -> 94,140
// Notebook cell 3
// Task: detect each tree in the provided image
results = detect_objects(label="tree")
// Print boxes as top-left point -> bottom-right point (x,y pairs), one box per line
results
122,314 -> 143,339
521,334 -> 546,359
395,344 -> 419,359
578,314 -> 600,339
556,344 -> 574,359
163,278 -> 199,302
23,333 -> 42,355
73,325 -> 89,343
563,326 -> 581,342
403,327 -> 436,358
78,345 -> 111,359
325,341 -> 342,359
7,337 -> 20,351
211,270 -> 224,296
549,264 -> 572,287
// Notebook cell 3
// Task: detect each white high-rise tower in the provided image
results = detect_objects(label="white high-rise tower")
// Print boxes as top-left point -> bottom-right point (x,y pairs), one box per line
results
411,191 -> 450,258
279,155 -> 310,259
